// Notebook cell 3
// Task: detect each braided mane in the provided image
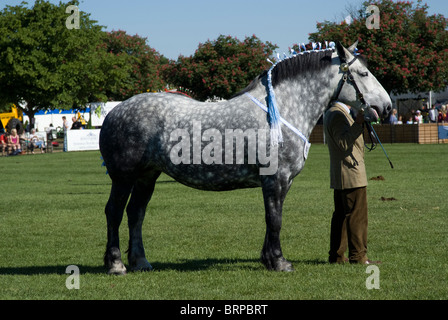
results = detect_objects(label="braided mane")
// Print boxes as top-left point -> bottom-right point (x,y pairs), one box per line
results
234,47 -> 335,97
271,49 -> 334,87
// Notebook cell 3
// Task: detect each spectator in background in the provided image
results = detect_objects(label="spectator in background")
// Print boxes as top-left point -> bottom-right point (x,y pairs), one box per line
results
62,116 -> 70,152
71,117 -> 82,130
0,131 -> 8,156
415,110 -> 423,124
438,105 -> 447,123
389,109 -> 398,124
7,128 -> 21,155
397,115 -> 403,124
29,128 -> 45,154
429,105 -> 437,123
438,110 -> 446,123
421,106 -> 429,123
46,123 -> 55,134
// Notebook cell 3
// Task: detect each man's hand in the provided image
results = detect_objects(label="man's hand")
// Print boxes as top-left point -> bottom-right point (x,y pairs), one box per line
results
355,109 -> 365,124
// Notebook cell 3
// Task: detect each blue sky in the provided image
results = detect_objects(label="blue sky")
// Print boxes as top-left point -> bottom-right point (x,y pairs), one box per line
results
2,0 -> 448,60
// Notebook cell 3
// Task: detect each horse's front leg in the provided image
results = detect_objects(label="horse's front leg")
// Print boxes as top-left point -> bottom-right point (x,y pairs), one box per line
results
260,175 -> 294,271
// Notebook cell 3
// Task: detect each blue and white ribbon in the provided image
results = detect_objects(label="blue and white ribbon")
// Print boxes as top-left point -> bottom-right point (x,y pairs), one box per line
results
266,64 -> 284,146
245,92 -> 311,160
263,41 -> 335,147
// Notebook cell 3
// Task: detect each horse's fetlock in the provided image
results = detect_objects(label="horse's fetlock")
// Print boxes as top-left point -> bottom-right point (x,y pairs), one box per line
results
261,251 -> 293,272
104,247 -> 127,275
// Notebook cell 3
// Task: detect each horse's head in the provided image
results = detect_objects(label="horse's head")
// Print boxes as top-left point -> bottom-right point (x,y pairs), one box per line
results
334,41 -> 392,121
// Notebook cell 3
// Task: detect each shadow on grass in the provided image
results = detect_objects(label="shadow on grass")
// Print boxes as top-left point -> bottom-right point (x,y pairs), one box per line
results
0,258 -> 327,275
152,258 -> 328,272
0,265 -> 106,275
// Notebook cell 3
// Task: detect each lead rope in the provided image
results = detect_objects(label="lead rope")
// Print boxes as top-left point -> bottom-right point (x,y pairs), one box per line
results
364,121 -> 394,169
363,122 -> 377,152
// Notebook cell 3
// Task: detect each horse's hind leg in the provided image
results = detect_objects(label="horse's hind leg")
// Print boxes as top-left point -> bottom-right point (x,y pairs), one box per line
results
104,181 -> 133,275
127,171 -> 161,272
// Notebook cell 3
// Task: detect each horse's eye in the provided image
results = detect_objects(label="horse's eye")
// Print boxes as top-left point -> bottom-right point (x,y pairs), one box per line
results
359,71 -> 369,77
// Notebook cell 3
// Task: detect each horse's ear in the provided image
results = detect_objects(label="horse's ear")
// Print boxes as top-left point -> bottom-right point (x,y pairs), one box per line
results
335,41 -> 347,62
347,40 -> 359,53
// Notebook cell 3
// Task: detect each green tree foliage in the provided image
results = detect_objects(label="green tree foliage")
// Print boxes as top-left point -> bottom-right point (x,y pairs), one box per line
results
0,0 -> 129,120
164,35 -> 278,101
103,30 -> 168,101
309,0 -> 448,94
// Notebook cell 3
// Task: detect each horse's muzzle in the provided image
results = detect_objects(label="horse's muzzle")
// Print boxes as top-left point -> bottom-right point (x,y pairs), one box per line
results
371,104 -> 391,120
382,104 -> 392,117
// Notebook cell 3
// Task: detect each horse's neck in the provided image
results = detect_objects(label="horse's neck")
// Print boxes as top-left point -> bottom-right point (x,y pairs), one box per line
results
272,67 -> 338,138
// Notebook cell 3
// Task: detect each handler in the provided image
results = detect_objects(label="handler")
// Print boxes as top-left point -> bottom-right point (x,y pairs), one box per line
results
324,101 -> 380,265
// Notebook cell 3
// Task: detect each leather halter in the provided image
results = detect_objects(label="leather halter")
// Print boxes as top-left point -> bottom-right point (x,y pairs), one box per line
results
331,52 -> 394,169
332,55 -> 368,108
332,54 -> 375,150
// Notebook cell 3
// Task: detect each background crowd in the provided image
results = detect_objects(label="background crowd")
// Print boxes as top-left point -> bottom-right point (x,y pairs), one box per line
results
385,104 -> 448,125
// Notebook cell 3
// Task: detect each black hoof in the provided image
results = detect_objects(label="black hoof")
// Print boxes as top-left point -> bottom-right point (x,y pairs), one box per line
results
104,247 -> 127,275
128,255 -> 154,272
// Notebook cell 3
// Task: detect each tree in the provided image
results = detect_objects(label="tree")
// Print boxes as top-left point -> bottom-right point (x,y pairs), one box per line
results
309,0 -> 448,94
103,30 -> 168,101
164,35 -> 278,101
0,0 -> 129,123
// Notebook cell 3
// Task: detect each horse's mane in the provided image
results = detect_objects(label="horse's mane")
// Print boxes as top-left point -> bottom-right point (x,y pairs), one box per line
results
233,49 -> 334,98
271,49 -> 334,86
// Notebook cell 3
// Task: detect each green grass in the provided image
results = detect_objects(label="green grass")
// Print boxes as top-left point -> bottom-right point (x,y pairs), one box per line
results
0,144 -> 447,300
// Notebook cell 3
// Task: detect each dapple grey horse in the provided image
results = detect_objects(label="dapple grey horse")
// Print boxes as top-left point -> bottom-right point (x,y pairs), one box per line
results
100,41 -> 392,274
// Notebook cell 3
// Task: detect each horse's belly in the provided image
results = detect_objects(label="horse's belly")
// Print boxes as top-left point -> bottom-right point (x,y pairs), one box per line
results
163,164 -> 261,191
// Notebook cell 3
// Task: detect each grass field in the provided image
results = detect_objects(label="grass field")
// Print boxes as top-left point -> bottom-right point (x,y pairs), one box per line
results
0,144 -> 447,301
